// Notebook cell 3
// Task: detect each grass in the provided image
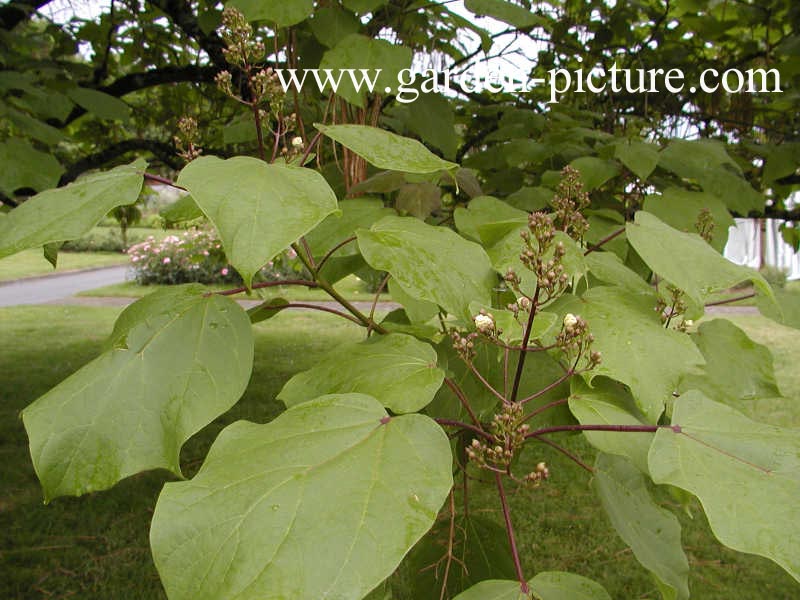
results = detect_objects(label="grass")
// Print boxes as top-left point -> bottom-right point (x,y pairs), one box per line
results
0,226 -> 173,283
0,249 -> 128,283
0,307 -> 798,599
79,274 -> 391,303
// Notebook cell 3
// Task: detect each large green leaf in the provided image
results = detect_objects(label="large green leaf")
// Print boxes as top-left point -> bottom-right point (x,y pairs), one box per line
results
569,378 -> 652,473
389,278 -> 439,323
150,393 -> 453,600
642,188 -> 734,253
66,87 -> 131,121
227,0 -> 312,26
454,196 -> 527,243
3,105 -> 66,145
679,319 -> 781,403
586,252 -> 654,297
757,288 -> 800,330
0,159 -> 144,259
555,287 -> 704,422
177,156 -> 338,287
316,124 -> 458,174
277,333 -> 444,413
22,287 -> 254,501
452,572 -> 612,600
614,140 -> 659,181
0,138 -> 64,195
594,453 -> 689,599
658,139 -> 764,214
357,216 -> 496,321
568,157 -> 620,191
464,0 -> 543,28
304,197 -> 395,259
395,92 -> 458,159
317,35 -> 412,107
395,182 -> 442,219
626,211 -> 774,308
309,7 -> 360,48
649,391 -> 800,583
159,194 -> 204,224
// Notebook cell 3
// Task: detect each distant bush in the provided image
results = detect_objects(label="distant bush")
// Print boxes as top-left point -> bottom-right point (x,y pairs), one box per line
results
61,228 -> 139,253
760,265 -> 788,289
127,228 -> 302,285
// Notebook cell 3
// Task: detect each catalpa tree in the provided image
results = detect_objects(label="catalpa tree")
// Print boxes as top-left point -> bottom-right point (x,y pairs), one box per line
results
2,2 -> 800,599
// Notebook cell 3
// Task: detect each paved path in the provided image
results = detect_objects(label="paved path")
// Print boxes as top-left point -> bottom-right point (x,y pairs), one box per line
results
0,266 -> 128,307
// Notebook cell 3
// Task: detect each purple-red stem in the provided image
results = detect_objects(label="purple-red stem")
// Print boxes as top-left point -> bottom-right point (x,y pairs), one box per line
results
211,279 -> 317,296
435,418 -> 495,442
142,172 -> 185,190
467,361 -> 507,404
317,235 -> 357,272
519,370 -> 573,405
300,131 -> 323,166
584,227 -> 625,255
443,377 -> 482,428
519,397 -> 569,424
530,434 -> 594,473
277,302 -> 364,325
494,472 -> 530,595
510,287 -> 541,402
252,102 -> 265,161
525,423 -> 680,439
705,292 -> 756,307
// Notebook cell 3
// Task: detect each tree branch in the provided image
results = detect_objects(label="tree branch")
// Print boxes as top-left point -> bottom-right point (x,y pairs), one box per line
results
58,65 -> 220,127
59,139 -> 183,184
0,0 -> 52,30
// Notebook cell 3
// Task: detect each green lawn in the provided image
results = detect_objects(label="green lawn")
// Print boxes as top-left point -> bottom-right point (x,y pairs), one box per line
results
0,249 -> 128,282
0,307 -> 798,599
79,274 -> 391,302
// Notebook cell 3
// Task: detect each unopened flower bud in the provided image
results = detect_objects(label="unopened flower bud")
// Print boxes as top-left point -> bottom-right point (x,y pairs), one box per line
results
474,312 -> 495,334
563,313 -> 578,328
291,136 -> 304,148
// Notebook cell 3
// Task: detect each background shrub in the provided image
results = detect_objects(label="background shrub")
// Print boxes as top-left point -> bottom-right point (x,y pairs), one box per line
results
127,229 -> 303,285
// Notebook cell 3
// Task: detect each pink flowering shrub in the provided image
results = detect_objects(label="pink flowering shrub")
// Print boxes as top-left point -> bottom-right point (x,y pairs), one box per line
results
127,229 -> 302,285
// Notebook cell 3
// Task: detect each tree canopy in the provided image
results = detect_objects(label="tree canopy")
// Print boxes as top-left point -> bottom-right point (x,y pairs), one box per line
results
1,0 -> 798,227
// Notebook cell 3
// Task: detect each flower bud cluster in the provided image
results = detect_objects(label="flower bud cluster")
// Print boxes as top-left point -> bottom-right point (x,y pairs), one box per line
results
523,461 -> 550,486
466,403 -> 553,487
451,329 -> 479,362
214,10 -> 302,158
219,8 -> 264,67
507,294 -> 531,318
466,402 -> 526,471
695,208 -> 715,243
552,165 -> 589,240
557,313 -> 601,368
174,116 -> 202,161
250,68 -> 286,107
473,309 -> 501,339
655,285 -> 688,327
515,212 -> 571,302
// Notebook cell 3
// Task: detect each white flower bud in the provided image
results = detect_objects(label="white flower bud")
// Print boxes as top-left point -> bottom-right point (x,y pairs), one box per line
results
517,296 -> 531,310
684,319 -> 693,327
291,136 -> 304,148
563,313 -> 578,328
474,313 -> 495,334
